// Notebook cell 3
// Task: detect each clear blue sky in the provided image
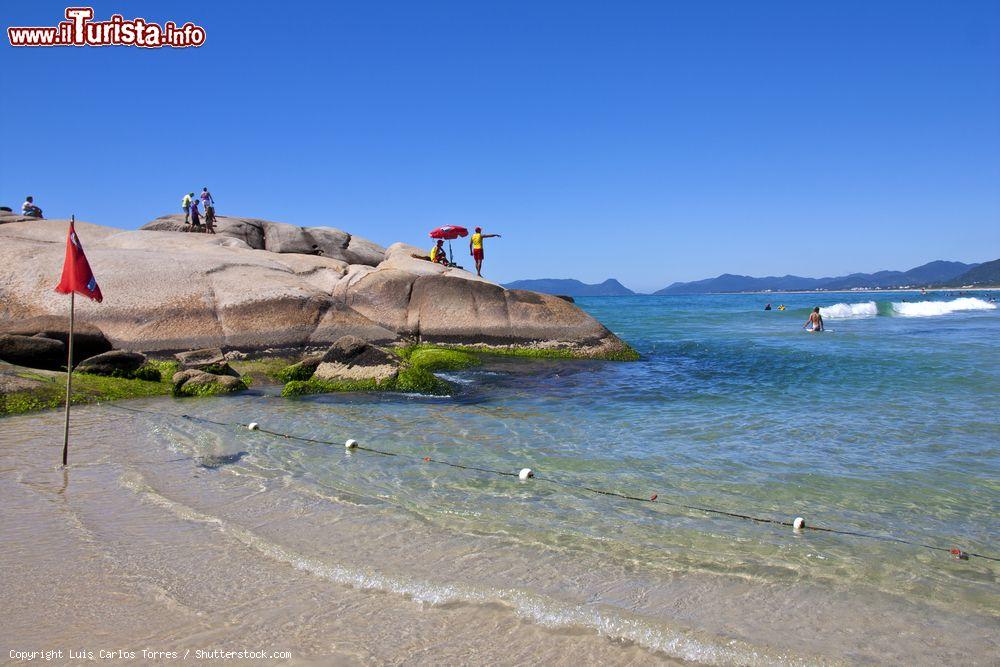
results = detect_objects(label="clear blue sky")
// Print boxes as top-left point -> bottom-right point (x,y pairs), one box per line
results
2,1 -> 998,292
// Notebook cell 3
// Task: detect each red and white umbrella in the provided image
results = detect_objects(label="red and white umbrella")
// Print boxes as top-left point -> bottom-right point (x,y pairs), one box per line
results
428,226 -> 469,264
429,225 -> 468,240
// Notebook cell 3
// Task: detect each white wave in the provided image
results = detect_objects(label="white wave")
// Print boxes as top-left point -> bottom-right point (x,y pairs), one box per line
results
891,297 -> 996,318
819,301 -> 877,319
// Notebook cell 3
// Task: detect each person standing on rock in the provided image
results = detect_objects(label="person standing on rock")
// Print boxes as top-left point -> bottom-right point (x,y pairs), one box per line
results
469,226 -> 501,276
189,197 -> 201,228
181,192 -> 194,224
204,201 -> 217,234
200,187 -> 214,210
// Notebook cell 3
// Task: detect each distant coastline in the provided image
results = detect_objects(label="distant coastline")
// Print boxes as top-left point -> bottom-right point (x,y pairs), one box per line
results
650,286 -> 999,296
509,259 -> 999,296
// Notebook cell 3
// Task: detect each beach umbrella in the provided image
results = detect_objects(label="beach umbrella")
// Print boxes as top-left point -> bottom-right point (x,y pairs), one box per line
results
428,225 -> 468,264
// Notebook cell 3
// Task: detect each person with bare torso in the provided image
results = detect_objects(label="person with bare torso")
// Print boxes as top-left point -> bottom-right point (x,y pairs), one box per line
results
804,307 -> 824,332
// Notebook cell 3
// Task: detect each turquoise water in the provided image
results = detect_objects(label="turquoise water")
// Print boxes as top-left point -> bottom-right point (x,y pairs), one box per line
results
29,291 -> 997,662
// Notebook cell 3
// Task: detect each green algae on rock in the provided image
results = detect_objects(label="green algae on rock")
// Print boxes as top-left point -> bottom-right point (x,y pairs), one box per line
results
397,346 -> 480,372
0,363 -> 172,417
281,364 -> 449,397
171,369 -> 250,397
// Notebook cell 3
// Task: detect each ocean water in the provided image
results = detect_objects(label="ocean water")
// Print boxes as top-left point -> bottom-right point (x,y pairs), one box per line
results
2,292 -> 998,664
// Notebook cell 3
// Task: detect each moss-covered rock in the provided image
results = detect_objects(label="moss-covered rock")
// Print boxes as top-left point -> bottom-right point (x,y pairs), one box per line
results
403,346 -> 480,372
275,359 -> 319,383
131,364 -> 162,382
229,357 -> 295,382
0,363 -> 172,417
172,369 -> 249,397
281,364 -> 449,397
445,343 -> 640,361
399,341 -> 640,364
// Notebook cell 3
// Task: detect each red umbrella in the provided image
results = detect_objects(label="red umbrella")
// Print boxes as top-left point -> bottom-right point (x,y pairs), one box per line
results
428,226 -> 468,265
429,225 -> 468,240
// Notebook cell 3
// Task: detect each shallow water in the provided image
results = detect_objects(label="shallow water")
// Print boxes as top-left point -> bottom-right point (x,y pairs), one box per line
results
1,291 -> 997,664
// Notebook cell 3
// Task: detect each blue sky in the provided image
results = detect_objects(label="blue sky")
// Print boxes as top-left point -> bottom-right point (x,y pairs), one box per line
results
2,1 -> 998,292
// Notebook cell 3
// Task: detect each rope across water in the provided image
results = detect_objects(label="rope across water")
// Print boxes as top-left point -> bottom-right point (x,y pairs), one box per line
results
100,402 -> 999,563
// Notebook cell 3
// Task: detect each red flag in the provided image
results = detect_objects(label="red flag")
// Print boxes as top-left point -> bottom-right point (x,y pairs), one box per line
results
55,220 -> 103,302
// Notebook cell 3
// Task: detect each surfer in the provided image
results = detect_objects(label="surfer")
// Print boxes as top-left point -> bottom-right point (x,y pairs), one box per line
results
803,307 -> 824,332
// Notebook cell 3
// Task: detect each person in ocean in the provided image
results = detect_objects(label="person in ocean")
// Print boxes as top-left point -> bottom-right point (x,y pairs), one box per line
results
430,239 -> 449,265
181,192 -> 194,224
804,306 -> 824,332
778,304 -> 786,311
469,226 -> 501,277
764,303 -> 772,311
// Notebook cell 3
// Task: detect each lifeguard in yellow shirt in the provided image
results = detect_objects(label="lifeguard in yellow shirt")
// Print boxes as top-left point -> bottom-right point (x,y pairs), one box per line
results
429,239 -> 448,265
469,226 -> 501,277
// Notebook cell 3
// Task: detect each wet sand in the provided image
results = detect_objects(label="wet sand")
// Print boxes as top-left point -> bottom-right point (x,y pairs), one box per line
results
1,403 -> 996,666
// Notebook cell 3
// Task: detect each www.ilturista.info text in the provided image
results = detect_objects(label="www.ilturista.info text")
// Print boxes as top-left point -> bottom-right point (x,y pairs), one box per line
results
8,7 -> 205,48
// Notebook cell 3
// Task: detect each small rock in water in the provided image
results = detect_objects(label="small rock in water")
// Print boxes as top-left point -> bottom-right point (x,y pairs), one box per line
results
196,451 -> 248,469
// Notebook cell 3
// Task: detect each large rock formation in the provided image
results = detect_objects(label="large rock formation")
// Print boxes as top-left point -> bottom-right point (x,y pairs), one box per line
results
0,212 -> 632,357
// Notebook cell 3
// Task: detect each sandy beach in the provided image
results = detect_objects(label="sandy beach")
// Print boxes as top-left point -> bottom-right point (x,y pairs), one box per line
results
3,388 -> 997,666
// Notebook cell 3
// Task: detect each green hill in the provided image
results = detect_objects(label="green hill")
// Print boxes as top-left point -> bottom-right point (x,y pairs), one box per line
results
943,259 -> 1000,287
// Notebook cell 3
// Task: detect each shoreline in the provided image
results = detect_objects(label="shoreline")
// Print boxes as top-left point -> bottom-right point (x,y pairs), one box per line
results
2,400 -> 996,665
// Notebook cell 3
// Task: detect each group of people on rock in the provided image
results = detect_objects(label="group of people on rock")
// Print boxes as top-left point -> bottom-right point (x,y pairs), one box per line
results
181,187 -> 217,233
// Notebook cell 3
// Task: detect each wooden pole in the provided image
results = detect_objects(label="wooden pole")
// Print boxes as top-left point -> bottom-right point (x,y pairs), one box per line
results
62,216 -> 76,467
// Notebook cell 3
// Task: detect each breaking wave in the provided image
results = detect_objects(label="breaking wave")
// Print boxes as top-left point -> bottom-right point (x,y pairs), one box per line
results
819,301 -> 878,319
890,297 -> 996,318
817,297 -> 995,320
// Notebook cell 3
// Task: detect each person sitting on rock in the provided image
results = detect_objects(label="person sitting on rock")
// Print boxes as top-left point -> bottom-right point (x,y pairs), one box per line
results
181,192 -> 194,224
429,239 -> 449,265
21,196 -> 43,219
189,197 -> 201,228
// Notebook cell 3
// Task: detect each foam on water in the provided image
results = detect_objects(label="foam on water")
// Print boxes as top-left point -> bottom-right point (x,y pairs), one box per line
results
816,297 -> 995,319
890,297 -> 996,318
818,301 -> 877,319
118,469 -> 808,666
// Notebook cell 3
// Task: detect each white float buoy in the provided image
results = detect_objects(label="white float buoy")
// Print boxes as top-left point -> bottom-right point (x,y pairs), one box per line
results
247,422 -> 259,431
793,517 -> 805,531
518,468 -> 534,481
345,439 -> 358,449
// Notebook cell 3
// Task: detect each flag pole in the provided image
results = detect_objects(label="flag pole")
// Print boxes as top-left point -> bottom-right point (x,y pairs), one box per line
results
62,216 -> 76,467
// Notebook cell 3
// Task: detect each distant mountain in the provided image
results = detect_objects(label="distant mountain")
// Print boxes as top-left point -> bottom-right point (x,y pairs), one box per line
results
942,259 -> 1000,287
503,278 -> 635,296
654,260 -> 979,294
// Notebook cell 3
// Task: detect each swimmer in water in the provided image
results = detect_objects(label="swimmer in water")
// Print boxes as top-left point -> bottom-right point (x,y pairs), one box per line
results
803,306 -> 824,332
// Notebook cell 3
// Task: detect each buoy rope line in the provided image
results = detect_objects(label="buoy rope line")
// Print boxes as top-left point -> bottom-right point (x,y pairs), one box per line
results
98,403 -> 998,563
